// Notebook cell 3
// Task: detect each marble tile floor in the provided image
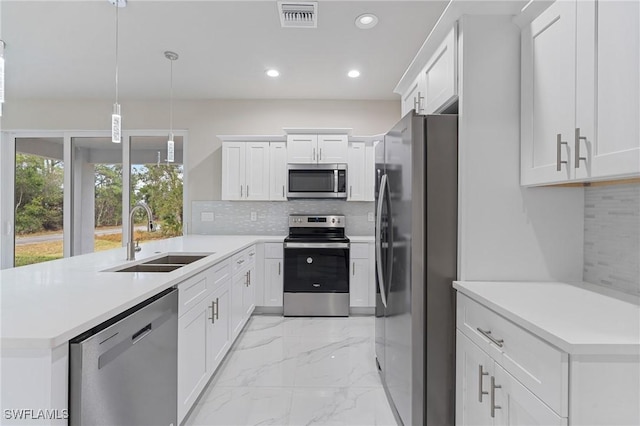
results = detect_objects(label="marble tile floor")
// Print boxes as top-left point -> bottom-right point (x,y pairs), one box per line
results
184,315 -> 398,426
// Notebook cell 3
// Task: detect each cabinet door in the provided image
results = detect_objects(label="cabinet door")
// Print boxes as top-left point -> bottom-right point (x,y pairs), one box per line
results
347,142 -> 366,201
577,0 -> 640,180
221,142 -> 246,200
264,258 -> 283,307
245,142 -> 270,200
365,142 -> 376,201
521,1 -> 577,185
269,142 -> 287,201
493,364 -> 567,426
287,134 -> 317,163
231,271 -> 246,339
401,74 -> 424,116
318,134 -> 348,163
208,283 -> 230,372
456,331 -> 494,426
422,24 -> 458,114
178,297 -> 210,422
349,258 -> 370,307
243,265 -> 256,317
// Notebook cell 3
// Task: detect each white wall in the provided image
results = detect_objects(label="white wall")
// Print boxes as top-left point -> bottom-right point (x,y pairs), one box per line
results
2,99 -> 400,203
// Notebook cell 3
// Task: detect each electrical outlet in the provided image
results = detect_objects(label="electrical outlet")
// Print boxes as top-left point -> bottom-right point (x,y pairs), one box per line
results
251,212 -> 257,221
368,212 -> 374,222
201,212 -> 214,222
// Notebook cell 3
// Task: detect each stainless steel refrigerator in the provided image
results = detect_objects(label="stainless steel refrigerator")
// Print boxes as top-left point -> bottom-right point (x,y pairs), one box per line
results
375,112 -> 458,426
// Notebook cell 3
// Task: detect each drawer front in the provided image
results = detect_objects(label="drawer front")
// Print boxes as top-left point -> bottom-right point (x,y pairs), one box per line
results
264,243 -> 283,259
209,260 -> 231,292
178,273 -> 208,316
232,250 -> 249,274
246,245 -> 257,265
350,243 -> 369,259
457,294 -> 568,416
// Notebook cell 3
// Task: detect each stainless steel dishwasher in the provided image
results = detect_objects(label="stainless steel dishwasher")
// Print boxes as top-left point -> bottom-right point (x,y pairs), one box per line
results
69,288 -> 178,426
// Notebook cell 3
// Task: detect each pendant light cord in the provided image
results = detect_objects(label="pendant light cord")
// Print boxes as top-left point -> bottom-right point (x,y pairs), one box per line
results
170,58 -> 173,136
115,3 -> 119,105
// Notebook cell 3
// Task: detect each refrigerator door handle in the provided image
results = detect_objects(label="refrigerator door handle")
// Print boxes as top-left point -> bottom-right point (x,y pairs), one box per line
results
376,174 -> 388,308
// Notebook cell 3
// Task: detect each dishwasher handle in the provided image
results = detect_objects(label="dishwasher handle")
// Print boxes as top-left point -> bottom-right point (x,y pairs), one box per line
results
131,323 -> 152,344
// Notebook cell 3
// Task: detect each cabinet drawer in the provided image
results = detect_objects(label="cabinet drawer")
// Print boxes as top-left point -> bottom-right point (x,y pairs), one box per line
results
457,294 -> 568,416
178,273 -> 208,317
350,243 -> 369,259
231,250 -> 249,273
208,260 -> 231,292
246,245 -> 257,265
264,243 -> 283,259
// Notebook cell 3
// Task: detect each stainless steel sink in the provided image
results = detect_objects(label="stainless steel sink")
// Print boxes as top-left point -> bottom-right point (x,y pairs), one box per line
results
142,254 -> 209,265
106,252 -> 214,273
114,264 -> 184,273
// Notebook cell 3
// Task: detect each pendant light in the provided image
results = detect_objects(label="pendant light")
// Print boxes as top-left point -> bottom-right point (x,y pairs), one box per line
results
109,0 -> 126,143
164,50 -> 179,162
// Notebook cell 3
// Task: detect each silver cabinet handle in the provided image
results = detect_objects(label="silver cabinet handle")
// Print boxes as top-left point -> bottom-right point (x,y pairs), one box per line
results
319,148 -> 322,161
247,185 -> 249,197
313,148 -> 316,161
214,297 -> 219,320
414,96 -> 419,111
490,376 -> 502,418
208,302 -> 215,324
245,271 -> 249,287
575,128 -> 587,168
353,261 -> 355,276
556,133 -> 568,171
282,185 -> 285,197
248,270 -> 251,285
478,365 -> 489,402
416,91 -> 425,112
237,259 -> 245,265
240,185 -> 243,198
477,328 -> 504,348
278,261 -> 281,275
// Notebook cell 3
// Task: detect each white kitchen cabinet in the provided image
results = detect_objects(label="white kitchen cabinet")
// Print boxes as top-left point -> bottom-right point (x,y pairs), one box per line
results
269,142 -> 287,201
400,24 -> 458,117
287,134 -> 348,164
221,141 -> 270,200
230,266 -> 246,339
349,242 -> 375,308
420,24 -> 458,114
178,295 -> 210,422
456,331 -> 495,426
230,245 -> 256,339
521,0 -> 640,185
347,140 -> 376,202
263,242 -> 284,307
208,283 -> 230,370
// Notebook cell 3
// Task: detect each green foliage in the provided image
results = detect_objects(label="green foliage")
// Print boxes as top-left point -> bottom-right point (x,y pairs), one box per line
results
95,164 -> 123,227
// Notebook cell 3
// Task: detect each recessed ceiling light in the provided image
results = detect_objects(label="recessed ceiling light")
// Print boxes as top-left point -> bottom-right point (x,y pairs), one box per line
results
348,70 -> 361,78
355,13 -> 378,29
266,69 -> 280,78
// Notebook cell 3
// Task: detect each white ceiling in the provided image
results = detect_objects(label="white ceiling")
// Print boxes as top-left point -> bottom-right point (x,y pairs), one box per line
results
1,0 -> 448,101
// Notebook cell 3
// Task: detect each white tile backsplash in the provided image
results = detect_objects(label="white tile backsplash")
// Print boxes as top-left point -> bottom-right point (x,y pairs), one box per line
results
191,200 -> 375,236
583,183 -> 640,296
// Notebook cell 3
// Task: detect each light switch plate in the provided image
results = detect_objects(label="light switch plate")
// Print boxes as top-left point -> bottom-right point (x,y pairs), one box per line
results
201,212 -> 214,222
368,212 -> 374,222
251,212 -> 257,221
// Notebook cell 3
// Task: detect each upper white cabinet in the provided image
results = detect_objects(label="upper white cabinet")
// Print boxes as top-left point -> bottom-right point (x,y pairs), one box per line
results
521,0 -> 640,185
400,24 -> 458,117
269,142 -> 287,201
221,141 -> 270,200
347,139 -> 376,202
287,133 -> 348,164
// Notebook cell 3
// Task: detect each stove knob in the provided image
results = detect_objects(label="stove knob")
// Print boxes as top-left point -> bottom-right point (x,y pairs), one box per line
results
332,218 -> 336,224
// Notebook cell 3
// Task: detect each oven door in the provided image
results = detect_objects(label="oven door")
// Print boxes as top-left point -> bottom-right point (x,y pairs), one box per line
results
283,242 -> 350,293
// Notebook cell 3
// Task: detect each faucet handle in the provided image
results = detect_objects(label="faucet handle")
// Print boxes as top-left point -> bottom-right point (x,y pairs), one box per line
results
135,240 -> 141,252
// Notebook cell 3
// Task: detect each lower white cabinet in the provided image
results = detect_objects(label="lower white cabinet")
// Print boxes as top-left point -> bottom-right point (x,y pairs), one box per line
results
178,295 -> 210,422
263,243 -> 284,307
231,269 -> 246,339
456,331 -> 566,426
349,242 -> 375,308
230,245 -> 256,339
208,283 -> 230,370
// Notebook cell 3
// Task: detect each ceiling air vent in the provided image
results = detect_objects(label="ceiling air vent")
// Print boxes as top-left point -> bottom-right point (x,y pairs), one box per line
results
278,1 -> 318,28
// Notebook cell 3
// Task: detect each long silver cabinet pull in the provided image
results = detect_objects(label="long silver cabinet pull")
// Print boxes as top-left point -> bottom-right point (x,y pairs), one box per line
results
575,128 -> 587,168
417,91 -> 424,112
214,297 -> 219,320
247,185 -> 249,197
478,365 -> 489,402
414,96 -> 420,112
477,328 -> 504,348
556,133 -> 568,171
240,185 -> 243,198
248,270 -> 251,285
245,271 -> 249,287
278,261 -> 281,275
490,376 -> 502,418
353,262 -> 355,276
282,185 -> 285,197
209,302 -> 215,324
313,148 -> 316,161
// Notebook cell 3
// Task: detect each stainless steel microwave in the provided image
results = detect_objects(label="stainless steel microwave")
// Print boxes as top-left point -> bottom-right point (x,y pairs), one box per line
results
287,164 -> 347,199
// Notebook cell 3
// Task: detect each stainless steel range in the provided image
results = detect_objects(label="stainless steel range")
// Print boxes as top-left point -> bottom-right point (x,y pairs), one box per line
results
283,215 -> 350,317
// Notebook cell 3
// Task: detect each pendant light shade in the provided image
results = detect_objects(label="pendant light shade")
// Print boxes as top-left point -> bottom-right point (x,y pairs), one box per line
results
165,50 -> 179,163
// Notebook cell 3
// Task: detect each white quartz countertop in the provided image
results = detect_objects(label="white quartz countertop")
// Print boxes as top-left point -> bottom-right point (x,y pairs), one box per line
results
0,235 -> 284,350
453,281 -> 640,355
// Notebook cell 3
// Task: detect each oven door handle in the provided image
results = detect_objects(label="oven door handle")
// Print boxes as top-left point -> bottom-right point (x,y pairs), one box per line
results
284,242 -> 350,249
